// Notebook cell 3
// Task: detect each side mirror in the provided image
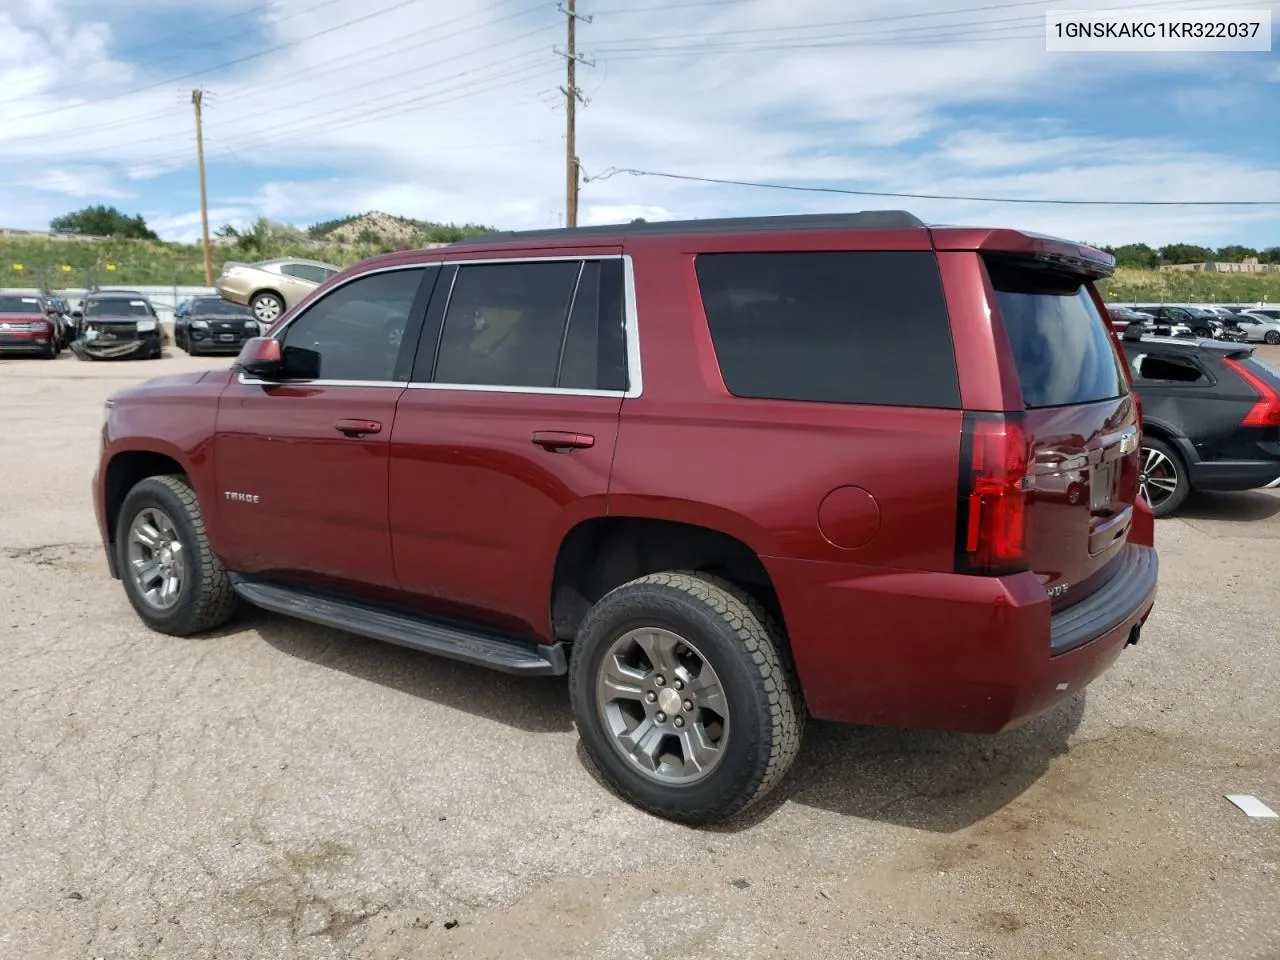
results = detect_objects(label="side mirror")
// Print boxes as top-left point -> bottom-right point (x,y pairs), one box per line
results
71,309 -> 83,319
234,337 -> 284,379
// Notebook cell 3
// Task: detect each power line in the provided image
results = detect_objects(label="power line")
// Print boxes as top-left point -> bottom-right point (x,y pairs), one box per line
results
4,0 -> 433,124
585,168 -> 1280,206
589,0 -> 749,12
0,0 -> 349,108
588,0 -> 1268,55
0,0 -> 548,147
131,61 -> 561,167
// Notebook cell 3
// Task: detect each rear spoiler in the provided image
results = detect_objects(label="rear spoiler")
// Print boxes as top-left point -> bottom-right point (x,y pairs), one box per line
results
931,227 -> 1116,280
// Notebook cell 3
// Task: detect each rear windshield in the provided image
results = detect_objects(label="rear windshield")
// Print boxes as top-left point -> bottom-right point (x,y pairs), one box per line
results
695,251 -> 960,408
0,296 -> 43,314
986,258 -> 1128,409
86,299 -> 153,317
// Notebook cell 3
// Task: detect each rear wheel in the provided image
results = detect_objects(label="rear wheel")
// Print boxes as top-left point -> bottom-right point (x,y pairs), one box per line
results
1192,326 -> 1212,338
250,291 -> 284,325
1140,437 -> 1190,517
569,571 -> 804,824
1266,330 -> 1280,345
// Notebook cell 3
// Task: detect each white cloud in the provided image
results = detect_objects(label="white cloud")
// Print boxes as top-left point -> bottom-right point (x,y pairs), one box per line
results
0,0 -> 1276,247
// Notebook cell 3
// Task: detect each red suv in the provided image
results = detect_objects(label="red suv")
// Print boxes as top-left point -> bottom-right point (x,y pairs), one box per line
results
94,213 -> 1158,823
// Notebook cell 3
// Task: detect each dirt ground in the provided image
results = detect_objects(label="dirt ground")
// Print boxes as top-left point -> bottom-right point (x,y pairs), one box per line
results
1,347 -> 1278,960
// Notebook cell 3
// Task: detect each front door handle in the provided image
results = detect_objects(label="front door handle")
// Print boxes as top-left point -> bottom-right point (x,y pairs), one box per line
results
334,418 -> 382,437
531,430 -> 595,451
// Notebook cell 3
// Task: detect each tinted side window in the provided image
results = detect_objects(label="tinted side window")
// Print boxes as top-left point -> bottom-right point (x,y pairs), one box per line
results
280,267 -> 425,381
694,251 -> 959,407
558,260 -> 628,391
1135,355 -> 1206,384
434,261 -> 580,388
986,259 -> 1128,409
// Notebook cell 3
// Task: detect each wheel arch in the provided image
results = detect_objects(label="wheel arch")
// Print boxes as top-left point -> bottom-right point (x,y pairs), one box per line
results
1140,418 -> 1198,467
549,514 -> 786,647
103,445 -> 214,571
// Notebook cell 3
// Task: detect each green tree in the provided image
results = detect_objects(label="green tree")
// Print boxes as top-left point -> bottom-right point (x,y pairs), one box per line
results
1111,243 -> 1159,269
1213,244 -> 1259,263
1158,243 -> 1213,265
355,227 -> 382,245
1260,247 -> 1280,265
49,205 -> 158,240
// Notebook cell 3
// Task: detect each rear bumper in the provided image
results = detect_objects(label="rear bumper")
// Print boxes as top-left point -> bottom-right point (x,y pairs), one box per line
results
214,282 -> 250,306
768,542 -> 1158,734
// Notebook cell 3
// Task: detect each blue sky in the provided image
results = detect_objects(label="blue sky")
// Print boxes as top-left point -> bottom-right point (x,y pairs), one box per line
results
1,0 -> 1277,247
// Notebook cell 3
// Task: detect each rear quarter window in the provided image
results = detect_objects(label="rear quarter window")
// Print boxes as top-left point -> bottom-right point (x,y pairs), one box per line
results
985,258 -> 1129,409
694,251 -> 960,408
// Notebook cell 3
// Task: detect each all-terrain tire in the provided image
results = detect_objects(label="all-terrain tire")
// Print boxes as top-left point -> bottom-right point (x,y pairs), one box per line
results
569,570 -> 804,824
116,475 -> 239,636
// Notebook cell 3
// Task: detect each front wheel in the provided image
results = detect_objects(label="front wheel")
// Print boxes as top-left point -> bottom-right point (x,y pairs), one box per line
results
569,571 -> 804,825
116,475 -> 239,636
1192,326 -> 1212,338
1140,438 -> 1191,518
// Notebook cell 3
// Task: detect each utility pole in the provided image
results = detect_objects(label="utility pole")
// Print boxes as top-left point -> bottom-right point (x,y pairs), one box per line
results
557,2 -> 593,227
191,89 -> 213,285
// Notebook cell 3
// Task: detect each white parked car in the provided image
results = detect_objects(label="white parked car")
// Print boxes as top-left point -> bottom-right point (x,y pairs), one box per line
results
1233,312 -> 1280,344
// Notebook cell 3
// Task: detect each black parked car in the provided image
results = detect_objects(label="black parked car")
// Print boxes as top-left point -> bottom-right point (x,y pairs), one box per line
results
1120,327 -> 1280,516
70,292 -> 162,361
1140,305 -> 1222,339
173,296 -> 260,355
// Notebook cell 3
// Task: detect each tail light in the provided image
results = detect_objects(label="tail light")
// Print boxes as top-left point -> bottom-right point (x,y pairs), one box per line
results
1224,357 -> 1280,427
955,412 -> 1031,576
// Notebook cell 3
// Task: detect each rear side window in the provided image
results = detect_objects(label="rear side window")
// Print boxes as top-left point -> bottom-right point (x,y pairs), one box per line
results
986,258 -> 1128,409
694,251 -> 960,407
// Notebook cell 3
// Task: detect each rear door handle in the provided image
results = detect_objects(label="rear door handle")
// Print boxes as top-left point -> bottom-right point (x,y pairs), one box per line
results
531,430 -> 595,451
334,418 -> 382,437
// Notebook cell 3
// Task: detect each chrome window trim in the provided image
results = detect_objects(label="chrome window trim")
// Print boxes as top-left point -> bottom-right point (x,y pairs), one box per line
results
239,253 -> 643,397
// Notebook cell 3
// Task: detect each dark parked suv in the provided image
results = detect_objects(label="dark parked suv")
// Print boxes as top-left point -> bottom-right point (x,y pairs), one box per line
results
1119,328 -> 1280,515
94,213 -> 1159,823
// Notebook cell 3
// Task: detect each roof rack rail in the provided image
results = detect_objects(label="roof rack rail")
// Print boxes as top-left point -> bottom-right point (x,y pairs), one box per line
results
454,210 -> 925,244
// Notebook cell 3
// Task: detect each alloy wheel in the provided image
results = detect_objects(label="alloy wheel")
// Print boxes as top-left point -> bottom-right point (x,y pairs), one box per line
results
126,506 -> 186,611
596,627 -> 729,785
1139,445 -> 1180,510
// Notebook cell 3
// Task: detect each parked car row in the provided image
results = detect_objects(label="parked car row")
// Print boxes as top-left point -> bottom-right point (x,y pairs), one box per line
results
1107,303 -> 1280,344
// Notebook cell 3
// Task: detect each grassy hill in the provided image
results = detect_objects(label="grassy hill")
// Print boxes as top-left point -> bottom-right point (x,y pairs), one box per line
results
1097,266 -> 1280,304
3,234 -> 1278,304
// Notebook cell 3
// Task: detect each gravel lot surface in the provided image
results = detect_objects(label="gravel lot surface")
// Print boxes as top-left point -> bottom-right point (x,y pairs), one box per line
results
2,348 -> 1278,960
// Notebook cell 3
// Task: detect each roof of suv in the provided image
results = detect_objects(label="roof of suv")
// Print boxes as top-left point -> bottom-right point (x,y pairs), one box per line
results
456,211 -> 928,244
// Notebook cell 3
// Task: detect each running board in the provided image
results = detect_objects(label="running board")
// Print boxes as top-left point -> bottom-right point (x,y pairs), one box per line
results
231,579 -> 567,676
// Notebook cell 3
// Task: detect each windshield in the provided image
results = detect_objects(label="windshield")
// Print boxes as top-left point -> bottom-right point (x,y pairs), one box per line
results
0,296 -> 44,314
192,298 -> 252,316
86,298 -> 153,318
